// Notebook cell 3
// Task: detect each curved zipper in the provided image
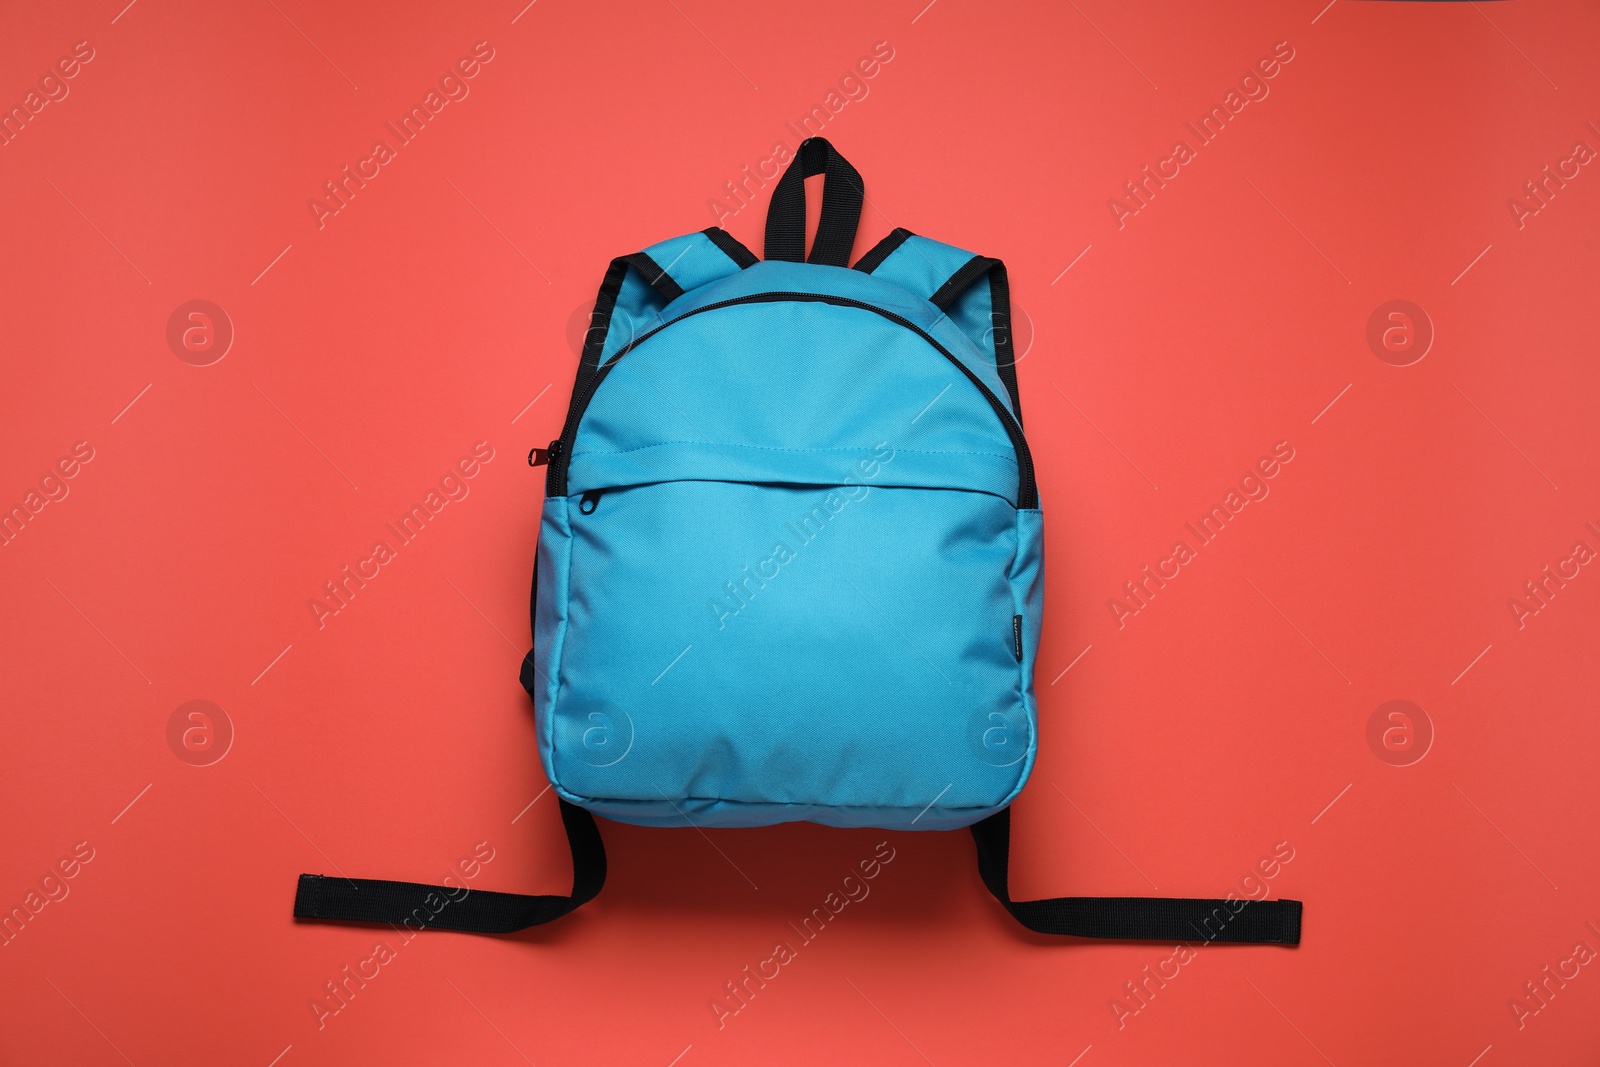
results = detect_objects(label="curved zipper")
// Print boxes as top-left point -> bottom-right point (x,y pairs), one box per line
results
548,291 -> 1037,508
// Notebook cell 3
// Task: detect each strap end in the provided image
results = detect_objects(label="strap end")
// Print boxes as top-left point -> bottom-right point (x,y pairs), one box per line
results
293,873 -> 326,919
1274,899 -> 1303,945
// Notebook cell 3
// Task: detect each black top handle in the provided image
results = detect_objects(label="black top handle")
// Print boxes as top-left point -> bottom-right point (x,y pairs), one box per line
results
763,138 -> 864,268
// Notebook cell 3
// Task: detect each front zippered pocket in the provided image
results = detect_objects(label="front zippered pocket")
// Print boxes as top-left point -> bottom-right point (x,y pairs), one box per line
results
547,292 -> 1036,508
539,475 -> 1035,819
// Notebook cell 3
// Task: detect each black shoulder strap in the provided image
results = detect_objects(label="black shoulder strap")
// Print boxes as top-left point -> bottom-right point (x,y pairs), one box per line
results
855,235 -> 1024,426
293,798 -> 1299,940
971,808 -> 1301,943
931,255 -> 1022,426
617,251 -> 684,302
702,225 -> 759,268
293,798 -> 605,933
852,226 -> 915,274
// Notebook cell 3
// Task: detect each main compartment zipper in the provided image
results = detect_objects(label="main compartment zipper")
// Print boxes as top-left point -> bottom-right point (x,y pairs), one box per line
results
547,291 -> 1037,508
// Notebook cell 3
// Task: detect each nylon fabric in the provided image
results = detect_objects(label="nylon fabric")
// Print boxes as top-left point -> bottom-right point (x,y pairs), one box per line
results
629,261 -> 1020,424
535,261 -> 1042,829
569,299 -> 1020,500
537,478 -> 1036,828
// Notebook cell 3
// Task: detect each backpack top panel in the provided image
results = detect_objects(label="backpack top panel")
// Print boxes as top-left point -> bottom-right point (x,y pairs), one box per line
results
565,259 -> 1026,504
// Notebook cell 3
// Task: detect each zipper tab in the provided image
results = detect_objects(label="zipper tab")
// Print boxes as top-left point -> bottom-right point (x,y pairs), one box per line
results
528,439 -> 561,467
578,489 -> 604,514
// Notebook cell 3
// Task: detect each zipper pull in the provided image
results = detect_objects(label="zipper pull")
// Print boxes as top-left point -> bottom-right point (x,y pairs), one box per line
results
528,439 -> 561,467
578,489 -> 603,514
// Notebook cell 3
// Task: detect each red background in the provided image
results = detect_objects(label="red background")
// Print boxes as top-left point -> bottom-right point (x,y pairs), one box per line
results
3,1 -> 1598,1064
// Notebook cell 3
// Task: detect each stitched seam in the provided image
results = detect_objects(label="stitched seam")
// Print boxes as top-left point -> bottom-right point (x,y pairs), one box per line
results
556,791 -> 1017,815
997,508 -> 1036,810
573,441 -> 1019,463
544,499 -> 574,795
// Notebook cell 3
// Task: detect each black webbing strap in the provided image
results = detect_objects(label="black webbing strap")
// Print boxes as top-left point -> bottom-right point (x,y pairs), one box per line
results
971,807 -> 1302,944
574,251 -> 682,395
702,226 -> 759,268
619,251 -> 684,302
852,226 -> 915,274
293,798 -> 605,933
577,258 -> 630,384
929,254 -> 1024,426
764,137 -> 864,267
986,262 -> 1021,426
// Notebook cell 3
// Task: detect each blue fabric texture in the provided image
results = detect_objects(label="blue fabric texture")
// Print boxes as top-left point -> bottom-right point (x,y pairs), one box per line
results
535,240 -> 1041,831
861,234 -> 973,302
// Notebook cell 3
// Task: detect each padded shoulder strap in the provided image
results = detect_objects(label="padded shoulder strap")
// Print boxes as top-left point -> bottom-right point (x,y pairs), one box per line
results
856,232 -> 1023,425
578,228 -> 756,388
971,808 -> 1302,944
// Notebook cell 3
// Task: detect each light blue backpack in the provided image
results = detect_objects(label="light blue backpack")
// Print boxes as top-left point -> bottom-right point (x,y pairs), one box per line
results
295,140 -> 1301,946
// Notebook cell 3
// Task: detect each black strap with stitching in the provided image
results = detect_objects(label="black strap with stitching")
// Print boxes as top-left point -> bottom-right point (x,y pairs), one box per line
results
970,807 -> 1302,943
618,251 -> 684,302
702,226 -> 758,268
764,137 -> 864,267
853,227 -> 914,273
293,798 -> 605,934
929,254 -> 1024,426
